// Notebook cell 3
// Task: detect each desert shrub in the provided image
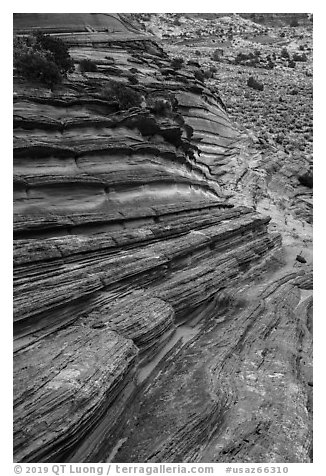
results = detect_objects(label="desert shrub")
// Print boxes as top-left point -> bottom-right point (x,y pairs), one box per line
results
234,52 -> 259,66
79,58 -> 98,72
211,49 -> 222,61
292,53 -> 308,62
299,45 -> 305,51
288,59 -> 296,68
235,52 -> 247,64
127,74 -> 139,85
173,17 -> 182,26
171,57 -> 184,69
247,76 -> 264,91
160,68 -> 171,76
281,48 -> 290,59
14,33 -> 74,86
275,133 -> 284,144
195,50 -> 201,56
298,171 -> 313,188
14,50 -> 61,86
187,60 -> 201,68
150,98 -> 166,114
140,14 -> 151,21
33,32 -> 74,73
194,69 -> 205,82
202,69 -> 213,79
14,38 -> 59,86
101,81 -> 142,109
149,97 -> 173,116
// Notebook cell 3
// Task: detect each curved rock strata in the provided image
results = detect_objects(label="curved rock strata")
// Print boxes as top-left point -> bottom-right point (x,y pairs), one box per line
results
114,267 -> 313,463
14,327 -> 138,463
13,13 -> 312,463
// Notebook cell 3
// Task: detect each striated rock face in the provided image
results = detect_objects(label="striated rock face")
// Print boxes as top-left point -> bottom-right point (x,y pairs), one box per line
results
14,327 -> 138,462
13,14 -> 312,463
115,267 -> 312,463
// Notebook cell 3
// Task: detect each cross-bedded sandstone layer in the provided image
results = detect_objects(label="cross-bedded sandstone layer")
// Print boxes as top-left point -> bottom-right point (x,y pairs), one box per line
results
13,13 -> 312,463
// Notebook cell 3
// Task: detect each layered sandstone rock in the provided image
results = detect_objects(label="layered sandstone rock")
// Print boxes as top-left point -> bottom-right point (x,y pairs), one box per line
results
114,265 -> 312,463
13,13 -> 312,463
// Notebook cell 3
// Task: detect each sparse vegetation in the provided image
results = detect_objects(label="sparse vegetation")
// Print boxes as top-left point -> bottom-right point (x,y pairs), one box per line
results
292,53 -> 308,62
149,97 -> 173,116
127,73 -> 139,85
13,33 -> 74,86
171,57 -> 184,69
211,49 -> 223,62
79,59 -> 98,72
247,76 -> 264,91
298,171 -> 313,188
234,52 -> 260,66
202,69 -> 214,79
173,17 -> 182,27
133,11 -> 312,209
187,60 -> 201,68
14,48 -> 61,86
281,48 -> 290,59
193,69 -> 205,82
101,81 -> 142,110
34,33 -> 74,73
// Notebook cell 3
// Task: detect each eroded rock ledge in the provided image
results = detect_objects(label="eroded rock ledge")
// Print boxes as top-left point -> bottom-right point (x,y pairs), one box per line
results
13,13 -> 312,463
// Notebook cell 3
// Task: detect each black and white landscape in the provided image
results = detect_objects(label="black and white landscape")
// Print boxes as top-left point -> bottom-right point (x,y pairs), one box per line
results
13,13 -> 313,463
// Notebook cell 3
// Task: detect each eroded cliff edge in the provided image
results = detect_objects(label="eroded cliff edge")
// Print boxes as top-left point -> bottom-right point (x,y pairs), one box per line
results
13,13 -> 312,463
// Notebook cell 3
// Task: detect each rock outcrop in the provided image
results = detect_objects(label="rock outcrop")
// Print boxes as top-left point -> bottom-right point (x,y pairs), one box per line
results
114,266 -> 312,463
13,13 -> 312,463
